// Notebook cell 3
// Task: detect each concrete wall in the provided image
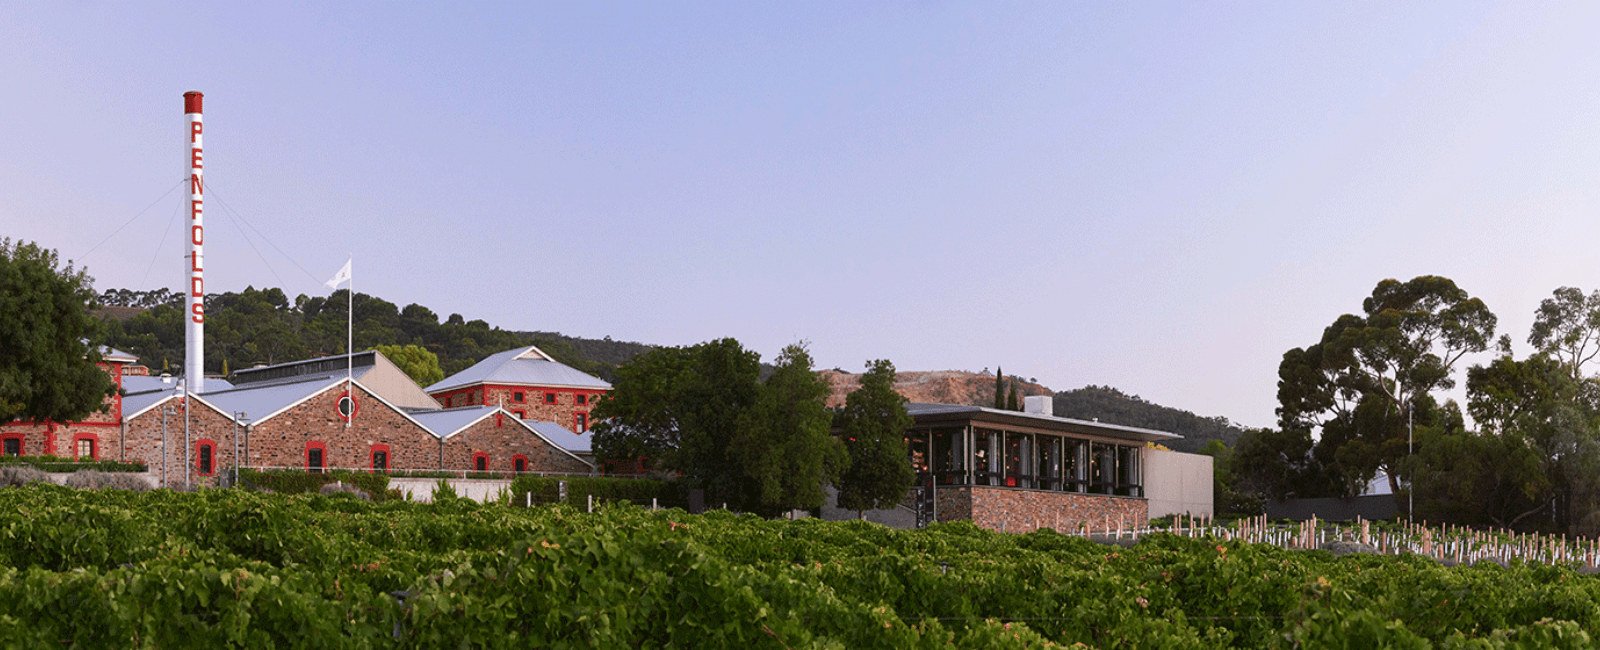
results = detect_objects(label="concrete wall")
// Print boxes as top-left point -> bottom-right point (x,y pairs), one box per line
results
1144,449 -> 1213,519
390,477 -> 514,503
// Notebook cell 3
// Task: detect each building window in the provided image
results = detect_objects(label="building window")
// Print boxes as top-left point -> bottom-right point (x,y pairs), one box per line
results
2,438 -> 19,456
196,442 -> 214,476
467,392 -> 476,405
76,438 -> 95,460
513,410 -> 525,419
474,453 -> 488,472
544,392 -> 557,404
575,394 -> 586,405
513,391 -> 524,403
573,413 -> 587,433
371,444 -> 390,472
306,441 -> 327,473
513,455 -> 528,473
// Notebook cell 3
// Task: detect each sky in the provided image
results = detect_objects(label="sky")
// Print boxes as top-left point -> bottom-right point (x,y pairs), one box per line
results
5,1 -> 1600,430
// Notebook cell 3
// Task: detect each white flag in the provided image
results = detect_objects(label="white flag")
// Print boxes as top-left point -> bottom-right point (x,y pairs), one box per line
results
324,258 -> 352,289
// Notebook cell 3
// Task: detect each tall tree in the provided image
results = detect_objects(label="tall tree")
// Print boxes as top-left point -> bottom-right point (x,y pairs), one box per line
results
734,343 -> 846,516
1276,276 -> 1496,500
591,338 -> 763,508
1528,287 -> 1600,380
1461,352 -> 1600,532
1007,381 -> 1020,411
994,366 -> 1005,409
0,240 -> 117,423
835,359 -> 916,515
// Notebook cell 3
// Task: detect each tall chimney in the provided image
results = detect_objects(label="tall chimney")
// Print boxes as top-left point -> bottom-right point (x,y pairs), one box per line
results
184,91 -> 205,393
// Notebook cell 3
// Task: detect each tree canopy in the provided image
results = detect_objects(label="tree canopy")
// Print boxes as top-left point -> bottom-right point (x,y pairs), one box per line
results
0,240 -> 118,423
98,286 -> 630,382
1275,276 -> 1495,500
591,338 -> 844,515
834,359 -> 915,514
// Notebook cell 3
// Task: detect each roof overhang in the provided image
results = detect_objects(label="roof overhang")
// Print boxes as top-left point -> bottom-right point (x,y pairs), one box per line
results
906,404 -> 1182,445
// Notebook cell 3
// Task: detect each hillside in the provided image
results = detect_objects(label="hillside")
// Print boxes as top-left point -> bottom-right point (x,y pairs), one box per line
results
97,288 -> 1247,450
819,369 -> 1053,409
820,370 -> 1245,453
1053,385 -> 1245,453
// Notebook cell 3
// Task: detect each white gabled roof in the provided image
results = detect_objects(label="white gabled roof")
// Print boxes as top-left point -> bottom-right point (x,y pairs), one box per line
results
425,345 -> 611,393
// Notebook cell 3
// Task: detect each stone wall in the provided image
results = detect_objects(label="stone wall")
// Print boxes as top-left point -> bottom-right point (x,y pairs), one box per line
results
119,399 -> 237,488
935,486 -> 1148,534
435,384 -> 602,433
240,384 -> 440,472
441,414 -> 592,474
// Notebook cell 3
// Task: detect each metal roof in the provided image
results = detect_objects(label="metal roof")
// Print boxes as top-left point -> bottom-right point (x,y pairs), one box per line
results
905,402 -> 1183,444
425,345 -> 611,393
406,406 -> 497,440
123,376 -> 235,395
101,346 -> 139,363
524,420 -> 590,453
200,375 -> 345,423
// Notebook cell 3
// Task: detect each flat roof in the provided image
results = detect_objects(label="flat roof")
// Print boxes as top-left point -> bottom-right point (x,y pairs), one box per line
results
905,403 -> 1182,444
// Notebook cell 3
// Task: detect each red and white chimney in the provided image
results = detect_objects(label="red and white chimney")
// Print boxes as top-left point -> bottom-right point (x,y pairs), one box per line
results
184,91 -> 205,393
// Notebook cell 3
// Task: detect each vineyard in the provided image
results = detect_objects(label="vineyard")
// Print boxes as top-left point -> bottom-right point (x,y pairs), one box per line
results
0,485 -> 1597,648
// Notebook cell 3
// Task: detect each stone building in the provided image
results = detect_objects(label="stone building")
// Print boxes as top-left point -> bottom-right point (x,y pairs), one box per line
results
0,347 -> 142,460
426,345 -> 610,434
4,348 -> 598,487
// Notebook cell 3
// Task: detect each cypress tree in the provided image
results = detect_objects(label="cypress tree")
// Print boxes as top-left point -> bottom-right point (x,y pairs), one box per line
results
1007,382 -> 1020,411
994,366 -> 1005,409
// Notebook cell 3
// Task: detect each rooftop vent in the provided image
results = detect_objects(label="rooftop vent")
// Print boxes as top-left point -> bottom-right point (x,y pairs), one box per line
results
1023,395 -> 1053,415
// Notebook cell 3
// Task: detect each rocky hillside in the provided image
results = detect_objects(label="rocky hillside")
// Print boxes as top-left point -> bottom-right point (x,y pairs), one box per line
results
819,369 -> 1053,409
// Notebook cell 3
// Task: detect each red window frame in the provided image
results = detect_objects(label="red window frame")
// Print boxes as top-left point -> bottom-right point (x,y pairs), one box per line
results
573,412 -> 587,433
306,441 -> 328,473
194,438 -> 217,476
0,436 -> 21,457
371,443 -> 391,473
75,434 -> 100,461
544,392 -> 557,404
575,394 -> 586,405
473,452 -> 489,472
512,454 -> 528,473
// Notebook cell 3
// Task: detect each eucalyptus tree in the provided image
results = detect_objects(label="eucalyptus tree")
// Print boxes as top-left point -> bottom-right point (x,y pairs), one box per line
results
1528,286 -> 1600,380
1276,276 -> 1496,500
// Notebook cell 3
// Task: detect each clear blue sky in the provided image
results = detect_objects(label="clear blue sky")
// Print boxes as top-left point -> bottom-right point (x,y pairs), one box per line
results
6,2 -> 1600,430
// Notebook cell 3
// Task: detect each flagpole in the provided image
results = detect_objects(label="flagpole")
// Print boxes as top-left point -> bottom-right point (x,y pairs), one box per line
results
346,254 -> 353,428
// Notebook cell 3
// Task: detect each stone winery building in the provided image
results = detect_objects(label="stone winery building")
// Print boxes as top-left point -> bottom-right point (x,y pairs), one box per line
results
4,346 -> 601,487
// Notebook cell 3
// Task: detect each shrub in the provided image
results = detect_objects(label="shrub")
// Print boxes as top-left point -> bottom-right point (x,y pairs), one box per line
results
63,470 -> 152,492
318,482 -> 371,501
239,469 -> 392,501
0,465 -> 48,487
509,475 -> 688,509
